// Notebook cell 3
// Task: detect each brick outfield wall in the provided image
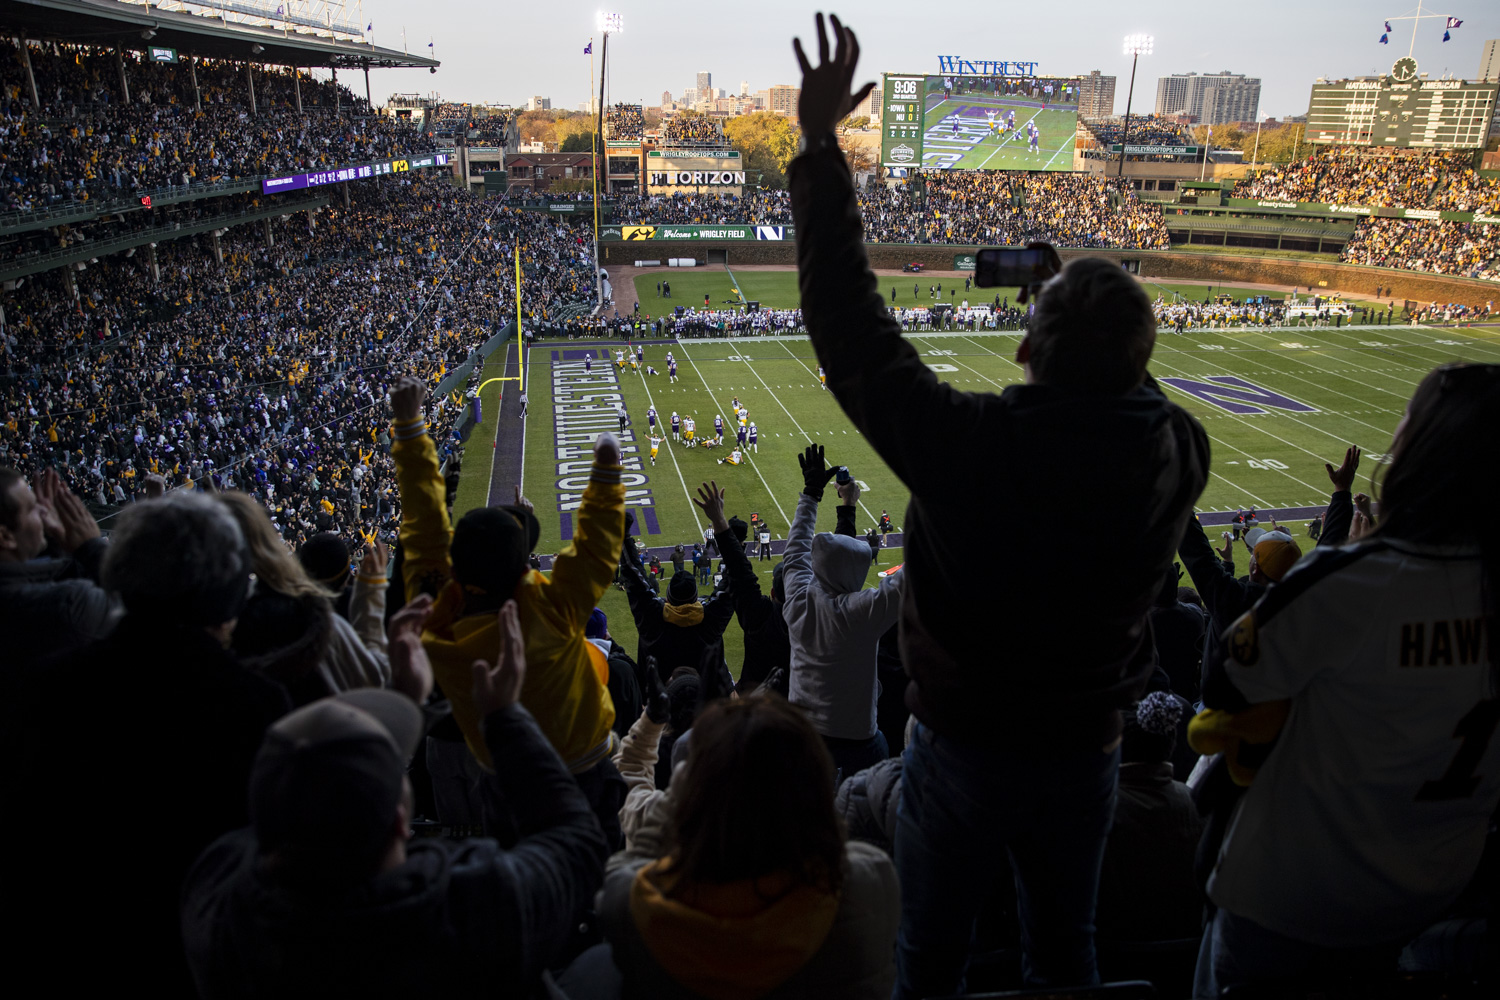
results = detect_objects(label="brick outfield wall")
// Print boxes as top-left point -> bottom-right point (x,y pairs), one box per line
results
600,241 -> 1499,308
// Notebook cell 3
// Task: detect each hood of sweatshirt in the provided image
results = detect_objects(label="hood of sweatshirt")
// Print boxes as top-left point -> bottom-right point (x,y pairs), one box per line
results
663,602 -> 705,627
811,532 -> 872,595
629,858 -> 838,1000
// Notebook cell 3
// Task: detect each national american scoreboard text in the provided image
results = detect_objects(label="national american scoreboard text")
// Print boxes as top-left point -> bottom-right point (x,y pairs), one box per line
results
1307,58 -> 1497,149
881,69 -> 1080,173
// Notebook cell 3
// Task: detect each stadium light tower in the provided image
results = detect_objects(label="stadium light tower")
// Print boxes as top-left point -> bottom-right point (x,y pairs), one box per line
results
592,12 -> 622,311
1117,33 -> 1154,178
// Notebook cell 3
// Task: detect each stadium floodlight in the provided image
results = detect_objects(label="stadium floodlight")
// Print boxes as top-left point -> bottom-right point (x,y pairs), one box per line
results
596,11 -> 623,34
1117,34 -> 1154,177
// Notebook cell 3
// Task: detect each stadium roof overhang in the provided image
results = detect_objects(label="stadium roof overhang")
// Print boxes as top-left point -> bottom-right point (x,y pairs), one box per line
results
0,0 -> 439,69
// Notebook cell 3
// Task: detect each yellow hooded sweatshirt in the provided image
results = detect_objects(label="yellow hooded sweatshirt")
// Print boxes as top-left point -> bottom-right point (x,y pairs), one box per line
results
629,858 -> 840,1000
393,416 -> 622,773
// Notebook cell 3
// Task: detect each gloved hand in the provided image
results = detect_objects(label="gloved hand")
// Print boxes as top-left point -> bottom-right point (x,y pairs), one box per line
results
797,443 -> 837,502
639,656 -> 669,724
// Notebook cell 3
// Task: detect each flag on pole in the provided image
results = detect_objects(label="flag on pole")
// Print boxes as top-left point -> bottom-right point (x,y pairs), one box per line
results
428,41 -> 434,49
584,41 -> 593,54
1446,18 -> 1463,28
1384,21 -> 1392,32
1379,33 -> 1389,44
1443,30 -> 1451,42
367,22 -> 373,31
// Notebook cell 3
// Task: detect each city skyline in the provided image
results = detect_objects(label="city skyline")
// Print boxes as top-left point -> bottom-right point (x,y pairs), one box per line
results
350,1 -> 1498,120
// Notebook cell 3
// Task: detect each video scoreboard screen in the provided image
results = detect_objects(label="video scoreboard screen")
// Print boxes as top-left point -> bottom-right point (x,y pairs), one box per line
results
881,72 -> 1079,172
1307,59 -> 1497,149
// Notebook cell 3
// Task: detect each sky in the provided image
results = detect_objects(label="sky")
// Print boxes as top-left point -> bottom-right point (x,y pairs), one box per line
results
351,0 -> 1500,120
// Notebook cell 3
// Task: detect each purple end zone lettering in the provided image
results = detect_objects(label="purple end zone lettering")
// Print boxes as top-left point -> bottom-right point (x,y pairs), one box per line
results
642,509 -> 660,535
550,349 -> 660,536
561,350 -> 597,360
559,512 -> 574,541
1158,375 -> 1318,416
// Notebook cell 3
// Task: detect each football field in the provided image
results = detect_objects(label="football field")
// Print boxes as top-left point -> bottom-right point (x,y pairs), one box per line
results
921,95 -> 1077,171
457,269 -> 1499,672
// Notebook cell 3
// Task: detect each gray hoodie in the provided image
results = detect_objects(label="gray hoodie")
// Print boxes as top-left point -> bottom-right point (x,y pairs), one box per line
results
782,493 -> 904,740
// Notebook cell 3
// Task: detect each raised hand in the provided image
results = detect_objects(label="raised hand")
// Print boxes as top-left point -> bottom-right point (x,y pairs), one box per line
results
639,655 -> 669,724
360,538 -> 390,579
389,375 -> 426,424
1325,445 -> 1360,493
798,443 -> 837,500
693,481 -> 730,532
792,13 -> 875,137
512,484 -> 535,515
594,430 -> 622,467
471,600 -> 527,718
387,593 -> 434,704
836,478 -> 860,507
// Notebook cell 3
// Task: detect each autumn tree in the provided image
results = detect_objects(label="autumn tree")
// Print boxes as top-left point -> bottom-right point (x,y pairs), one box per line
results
723,112 -> 798,189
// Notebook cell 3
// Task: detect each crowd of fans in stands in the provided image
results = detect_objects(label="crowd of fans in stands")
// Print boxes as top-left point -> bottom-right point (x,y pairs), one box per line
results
613,189 -> 793,225
610,172 -> 1169,249
1,174 -> 594,548
1342,217 -> 1500,281
0,43 -> 429,212
466,109 -> 517,145
1080,114 -> 1192,153
1234,147 -> 1500,213
660,113 -> 725,146
429,103 -> 472,137
602,103 -> 644,140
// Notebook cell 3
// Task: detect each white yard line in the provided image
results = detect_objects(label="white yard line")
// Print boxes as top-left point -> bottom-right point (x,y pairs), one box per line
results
628,348 -> 705,537
679,344 -> 793,531
763,339 -> 885,527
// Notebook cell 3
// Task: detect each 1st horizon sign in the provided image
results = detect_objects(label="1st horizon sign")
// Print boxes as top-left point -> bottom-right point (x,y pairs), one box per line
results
649,170 -> 747,187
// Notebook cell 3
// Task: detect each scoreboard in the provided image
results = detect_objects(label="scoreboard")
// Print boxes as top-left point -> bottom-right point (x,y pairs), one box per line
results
881,75 -> 924,169
1307,58 -> 1496,150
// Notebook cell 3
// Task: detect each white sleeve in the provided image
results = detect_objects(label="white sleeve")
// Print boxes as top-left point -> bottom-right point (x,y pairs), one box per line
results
1223,553 -> 1366,703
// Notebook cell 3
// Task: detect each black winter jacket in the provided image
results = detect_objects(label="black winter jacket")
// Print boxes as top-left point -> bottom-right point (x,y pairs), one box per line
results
180,704 -> 608,998
621,533 -> 735,680
791,145 -> 1210,751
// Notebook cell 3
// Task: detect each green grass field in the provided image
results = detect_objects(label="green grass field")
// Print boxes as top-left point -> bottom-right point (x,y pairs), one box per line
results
455,266 -> 1500,674
921,92 -> 1077,171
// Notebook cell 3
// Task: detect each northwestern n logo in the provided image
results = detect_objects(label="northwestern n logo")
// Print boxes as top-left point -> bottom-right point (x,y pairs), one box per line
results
1159,376 -> 1317,416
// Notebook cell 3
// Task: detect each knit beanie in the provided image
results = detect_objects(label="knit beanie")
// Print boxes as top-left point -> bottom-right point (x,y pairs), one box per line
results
727,516 -> 748,543
667,570 -> 699,606
297,532 -> 351,588
586,608 -> 608,639
1122,691 -> 1183,764
450,505 -> 539,597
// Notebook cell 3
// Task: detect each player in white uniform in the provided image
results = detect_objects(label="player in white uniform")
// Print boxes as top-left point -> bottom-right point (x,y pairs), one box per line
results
648,434 -> 662,466
1191,363 -> 1500,992
717,448 -> 744,467
818,366 -> 827,390
615,349 -> 625,370
683,416 -> 696,447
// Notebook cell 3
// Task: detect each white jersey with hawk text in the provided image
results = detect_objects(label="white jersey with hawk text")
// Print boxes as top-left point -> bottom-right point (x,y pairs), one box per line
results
1209,539 -> 1496,948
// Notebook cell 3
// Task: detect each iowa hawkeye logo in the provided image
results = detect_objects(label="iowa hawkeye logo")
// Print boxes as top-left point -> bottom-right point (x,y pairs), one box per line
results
622,226 -> 656,241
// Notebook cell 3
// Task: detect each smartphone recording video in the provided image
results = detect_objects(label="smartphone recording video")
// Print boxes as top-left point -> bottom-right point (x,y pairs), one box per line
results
975,247 -> 1052,289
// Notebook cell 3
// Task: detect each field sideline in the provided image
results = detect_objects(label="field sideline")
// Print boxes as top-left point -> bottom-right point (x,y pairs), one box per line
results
452,268 -> 1499,674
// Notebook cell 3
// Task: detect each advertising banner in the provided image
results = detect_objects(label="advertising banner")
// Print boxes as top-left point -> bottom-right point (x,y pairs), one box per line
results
1109,144 -> 1199,156
261,152 -> 450,195
600,225 -> 791,242
953,253 -> 976,271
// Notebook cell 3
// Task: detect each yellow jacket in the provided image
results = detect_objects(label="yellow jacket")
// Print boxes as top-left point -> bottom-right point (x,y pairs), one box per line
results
393,417 -> 622,773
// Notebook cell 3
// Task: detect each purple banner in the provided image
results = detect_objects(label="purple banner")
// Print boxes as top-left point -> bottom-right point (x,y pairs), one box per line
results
261,174 -> 309,194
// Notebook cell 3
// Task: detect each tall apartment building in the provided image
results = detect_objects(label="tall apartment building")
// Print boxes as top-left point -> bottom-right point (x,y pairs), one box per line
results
660,90 -> 673,108
526,96 -> 551,111
740,80 -> 749,97
767,84 -> 799,116
696,71 -> 712,98
1077,71 -> 1116,118
1480,40 -> 1500,82
1154,72 -> 1261,125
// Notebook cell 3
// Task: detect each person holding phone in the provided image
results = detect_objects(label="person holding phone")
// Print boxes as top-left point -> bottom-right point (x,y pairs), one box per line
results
789,15 -> 1210,996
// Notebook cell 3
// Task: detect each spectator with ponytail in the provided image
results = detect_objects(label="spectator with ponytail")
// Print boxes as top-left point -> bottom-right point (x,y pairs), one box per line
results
1191,363 -> 1500,996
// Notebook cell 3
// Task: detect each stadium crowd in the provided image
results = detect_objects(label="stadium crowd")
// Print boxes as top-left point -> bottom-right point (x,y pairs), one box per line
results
603,103 -> 644,140
1341,217 -> 1500,281
1081,115 -> 1192,150
859,171 -> 1169,248
1,19 -> 1498,1000
613,189 -> 794,225
612,173 -> 1170,249
0,43 -> 430,212
1234,147 -> 1500,213
2,173 -> 595,547
429,103 -> 472,137
660,113 -> 725,146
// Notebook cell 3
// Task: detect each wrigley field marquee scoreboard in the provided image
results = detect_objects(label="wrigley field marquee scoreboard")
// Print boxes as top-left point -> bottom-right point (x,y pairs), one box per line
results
1307,57 -> 1497,149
